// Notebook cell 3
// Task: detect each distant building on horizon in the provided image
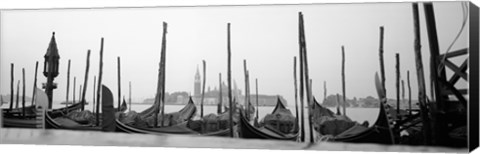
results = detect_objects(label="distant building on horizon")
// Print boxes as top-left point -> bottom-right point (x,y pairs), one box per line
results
194,66 -> 201,96
142,68 -> 286,106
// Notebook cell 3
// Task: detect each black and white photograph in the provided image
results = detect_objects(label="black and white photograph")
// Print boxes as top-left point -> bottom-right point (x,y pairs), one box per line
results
0,0 -> 478,153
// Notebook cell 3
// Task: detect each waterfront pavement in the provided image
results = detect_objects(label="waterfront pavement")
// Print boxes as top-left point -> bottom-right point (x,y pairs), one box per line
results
0,128 -> 467,153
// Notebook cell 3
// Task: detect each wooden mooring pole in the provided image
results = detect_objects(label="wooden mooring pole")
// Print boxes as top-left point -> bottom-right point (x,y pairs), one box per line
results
10,63 -> 14,110
201,60 -> 206,118
323,81 -> 327,102
341,46 -> 347,116
96,38 -> 104,126
218,73 -> 222,114
117,57 -> 121,111
379,27 -> 386,95
407,71 -> 411,116
82,50 -> 91,111
298,13 -> 306,143
129,81 -> 132,112
160,22 -> 168,127
396,53 -> 400,118
79,85 -> 82,103
255,78 -> 259,123
293,56 -> 299,136
16,80 -> 20,108
66,60 -> 71,107
31,61 -> 39,106
246,71 -> 251,120
73,77 -> 76,104
93,76 -> 96,113
412,2 -> 431,145
243,60 -> 248,119
22,68 -> 26,118
378,26 -> 396,144
299,12 -> 314,143
402,79 -> 405,115
227,23 -> 234,137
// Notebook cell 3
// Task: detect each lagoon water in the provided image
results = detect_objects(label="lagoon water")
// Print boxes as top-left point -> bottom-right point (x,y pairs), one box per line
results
49,103 -> 380,125
1,103 -> 379,124
2,102 -> 379,142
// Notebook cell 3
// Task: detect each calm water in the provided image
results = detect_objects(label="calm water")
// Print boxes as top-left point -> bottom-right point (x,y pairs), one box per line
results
48,103 -> 379,125
1,102 -> 379,124
2,102 -> 379,141
1,103 -> 379,124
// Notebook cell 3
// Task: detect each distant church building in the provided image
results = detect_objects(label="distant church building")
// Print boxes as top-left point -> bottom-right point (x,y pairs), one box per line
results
194,66 -> 201,96
190,66 -> 285,107
145,66 -> 287,106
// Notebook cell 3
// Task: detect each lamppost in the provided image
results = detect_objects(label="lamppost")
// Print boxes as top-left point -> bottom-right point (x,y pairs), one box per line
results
43,32 -> 60,109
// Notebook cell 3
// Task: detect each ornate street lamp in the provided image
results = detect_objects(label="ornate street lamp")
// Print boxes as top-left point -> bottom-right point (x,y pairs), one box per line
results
43,32 -> 60,109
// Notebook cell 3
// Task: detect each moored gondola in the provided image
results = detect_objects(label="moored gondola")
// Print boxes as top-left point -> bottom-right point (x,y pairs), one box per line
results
45,85 -> 117,131
238,98 -> 298,141
314,74 -> 395,144
115,97 -> 199,135
2,88 -> 83,128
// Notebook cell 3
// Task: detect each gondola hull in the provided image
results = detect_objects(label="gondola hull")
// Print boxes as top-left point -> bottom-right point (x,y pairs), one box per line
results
239,112 -> 298,141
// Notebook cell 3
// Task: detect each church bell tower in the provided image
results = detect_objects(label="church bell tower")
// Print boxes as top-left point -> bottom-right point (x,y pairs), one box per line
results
194,66 -> 201,96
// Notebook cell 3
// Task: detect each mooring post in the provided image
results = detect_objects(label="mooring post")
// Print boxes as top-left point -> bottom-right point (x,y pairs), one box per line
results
402,79 -> 405,116
96,38 -> 104,126
201,60 -> 206,118
396,53 -> 400,119
79,85 -> 82,103
255,78 -> 259,124
323,81 -> 327,103
248,74 -> 252,120
117,57 -> 121,111
379,27 -> 386,95
0,108 -> 3,128
299,12 -> 314,143
412,2 -> 431,145
336,94 -> 341,115
16,80 -> 20,109
31,61 -> 39,106
66,60 -> 71,107
298,12 -> 306,143
10,63 -> 14,110
293,56 -> 299,137
227,23 -> 234,138
218,73 -> 222,114
407,71 -> 412,116
82,50 -> 91,111
160,22 -> 168,127
73,77 -> 76,104
341,46 -> 347,116
93,76 -> 96,114
22,68 -> 26,118
243,60 -> 251,120
129,81 -> 132,112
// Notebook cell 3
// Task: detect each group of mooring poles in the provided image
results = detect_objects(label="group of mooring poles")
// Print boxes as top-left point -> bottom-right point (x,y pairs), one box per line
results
62,35 -> 132,127
370,2 -> 434,146
7,61 -> 40,118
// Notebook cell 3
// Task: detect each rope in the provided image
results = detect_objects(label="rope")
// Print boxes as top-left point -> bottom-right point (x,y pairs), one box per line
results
316,134 -> 332,142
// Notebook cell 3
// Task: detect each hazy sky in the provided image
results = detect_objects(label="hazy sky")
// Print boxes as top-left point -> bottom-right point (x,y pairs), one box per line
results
0,2 -> 469,106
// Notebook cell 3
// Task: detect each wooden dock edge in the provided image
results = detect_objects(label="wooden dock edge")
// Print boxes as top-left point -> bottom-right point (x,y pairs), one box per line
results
0,128 -> 467,153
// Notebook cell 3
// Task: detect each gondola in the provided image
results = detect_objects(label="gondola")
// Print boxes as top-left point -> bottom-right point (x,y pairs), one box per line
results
238,98 -> 299,141
2,88 -> 83,128
189,110 -> 237,137
314,73 -> 395,144
115,97 -> 199,135
45,85 -> 117,132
